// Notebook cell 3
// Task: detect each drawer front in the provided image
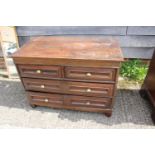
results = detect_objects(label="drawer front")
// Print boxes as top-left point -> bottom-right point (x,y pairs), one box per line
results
18,65 -> 62,79
65,67 -> 116,82
27,92 -> 63,106
64,95 -> 112,109
23,78 -> 62,93
64,81 -> 114,97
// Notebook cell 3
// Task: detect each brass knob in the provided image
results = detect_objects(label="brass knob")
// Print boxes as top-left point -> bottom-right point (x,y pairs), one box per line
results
44,99 -> 49,102
36,70 -> 41,73
86,73 -> 92,76
86,102 -> 90,105
41,85 -> 45,88
86,88 -> 92,92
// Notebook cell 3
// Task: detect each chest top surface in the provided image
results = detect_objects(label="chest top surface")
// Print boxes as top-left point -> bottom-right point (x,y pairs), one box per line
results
13,36 -> 123,62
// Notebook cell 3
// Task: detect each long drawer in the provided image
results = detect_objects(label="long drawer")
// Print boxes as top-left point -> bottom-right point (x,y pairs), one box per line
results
27,91 -> 112,109
23,78 -> 114,97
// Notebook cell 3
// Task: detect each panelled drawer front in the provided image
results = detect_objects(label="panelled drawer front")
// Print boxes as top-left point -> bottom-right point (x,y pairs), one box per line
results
65,67 -> 116,82
64,81 -> 114,97
28,92 -> 63,106
64,95 -> 112,109
23,78 -> 62,93
18,65 -> 62,79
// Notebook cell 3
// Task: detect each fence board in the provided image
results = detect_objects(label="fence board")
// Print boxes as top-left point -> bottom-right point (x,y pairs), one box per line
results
127,26 -> 155,35
122,47 -> 154,59
16,26 -> 127,36
18,35 -> 155,48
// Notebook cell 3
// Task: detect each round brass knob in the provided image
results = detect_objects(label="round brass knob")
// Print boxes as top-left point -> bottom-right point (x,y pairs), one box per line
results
36,70 -> 41,73
86,102 -> 90,105
44,99 -> 49,102
41,85 -> 45,88
86,73 -> 92,76
86,88 -> 91,92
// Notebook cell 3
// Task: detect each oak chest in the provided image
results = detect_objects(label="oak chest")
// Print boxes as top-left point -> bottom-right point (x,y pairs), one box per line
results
12,36 -> 123,117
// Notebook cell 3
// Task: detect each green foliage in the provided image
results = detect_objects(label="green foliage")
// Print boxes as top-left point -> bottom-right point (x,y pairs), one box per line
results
120,59 -> 148,81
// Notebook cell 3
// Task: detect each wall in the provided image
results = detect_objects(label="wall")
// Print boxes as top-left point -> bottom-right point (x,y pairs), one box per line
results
16,26 -> 155,59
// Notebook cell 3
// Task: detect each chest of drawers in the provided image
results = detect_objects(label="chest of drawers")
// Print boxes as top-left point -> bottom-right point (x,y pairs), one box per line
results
12,36 -> 123,117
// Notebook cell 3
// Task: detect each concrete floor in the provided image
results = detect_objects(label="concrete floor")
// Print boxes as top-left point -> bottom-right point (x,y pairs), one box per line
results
0,76 -> 154,128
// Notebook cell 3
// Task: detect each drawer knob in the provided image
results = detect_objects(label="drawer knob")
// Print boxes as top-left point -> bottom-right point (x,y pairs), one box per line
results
86,73 -> 92,76
44,99 -> 49,102
36,70 -> 41,73
86,102 -> 90,105
86,88 -> 92,92
41,85 -> 45,88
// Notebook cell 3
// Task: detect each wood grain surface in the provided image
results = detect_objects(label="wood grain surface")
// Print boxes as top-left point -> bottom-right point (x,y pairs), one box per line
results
13,36 -> 123,62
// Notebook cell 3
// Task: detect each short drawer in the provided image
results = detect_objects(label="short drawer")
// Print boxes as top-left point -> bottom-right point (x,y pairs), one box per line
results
65,66 -> 116,82
64,95 -> 112,109
64,81 -> 114,97
27,92 -> 64,106
18,65 -> 62,79
23,78 -> 62,93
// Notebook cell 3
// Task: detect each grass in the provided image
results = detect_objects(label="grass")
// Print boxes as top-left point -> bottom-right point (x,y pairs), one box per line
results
120,59 -> 148,82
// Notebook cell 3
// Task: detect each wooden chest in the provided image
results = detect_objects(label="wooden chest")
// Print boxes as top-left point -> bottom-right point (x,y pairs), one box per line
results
12,36 -> 123,117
